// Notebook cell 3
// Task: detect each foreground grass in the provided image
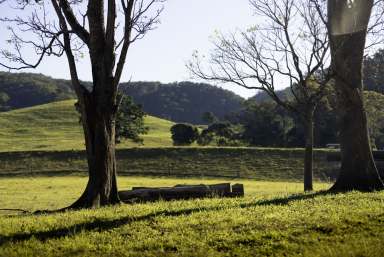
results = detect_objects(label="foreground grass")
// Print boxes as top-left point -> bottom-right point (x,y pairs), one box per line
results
1,176 -> 384,256
0,100 -> 174,151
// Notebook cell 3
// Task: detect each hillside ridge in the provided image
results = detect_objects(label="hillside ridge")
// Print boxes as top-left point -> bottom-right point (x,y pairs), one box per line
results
0,99 -> 174,152
0,71 -> 244,124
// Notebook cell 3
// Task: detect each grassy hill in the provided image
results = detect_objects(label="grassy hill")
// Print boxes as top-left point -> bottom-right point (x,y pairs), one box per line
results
0,100 -> 174,152
0,100 -> 341,182
0,72 -> 244,124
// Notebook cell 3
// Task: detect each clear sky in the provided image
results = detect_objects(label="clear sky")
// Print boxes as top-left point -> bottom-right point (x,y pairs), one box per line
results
0,0 -> 261,98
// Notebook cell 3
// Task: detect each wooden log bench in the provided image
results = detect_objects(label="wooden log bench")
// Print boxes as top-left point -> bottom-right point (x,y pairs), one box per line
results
118,183 -> 244,203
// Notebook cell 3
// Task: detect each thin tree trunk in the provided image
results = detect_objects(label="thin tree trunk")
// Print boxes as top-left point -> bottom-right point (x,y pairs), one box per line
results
329,30 -> 384,191
304,109 -> 314,191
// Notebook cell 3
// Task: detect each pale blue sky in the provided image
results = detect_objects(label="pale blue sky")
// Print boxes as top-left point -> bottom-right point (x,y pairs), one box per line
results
0,0 -> 260,98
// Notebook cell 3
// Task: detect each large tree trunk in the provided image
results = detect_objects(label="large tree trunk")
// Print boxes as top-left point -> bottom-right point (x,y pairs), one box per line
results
328,0 -> 384,191
303,108 -> 314,191
69,80 -> 120,209
66,1 -> 122,208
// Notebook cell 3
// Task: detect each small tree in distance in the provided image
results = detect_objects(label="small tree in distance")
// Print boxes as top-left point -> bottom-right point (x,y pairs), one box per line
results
188,0 -> 331,191
170,123 -> 199,146
115,95 -> 148,144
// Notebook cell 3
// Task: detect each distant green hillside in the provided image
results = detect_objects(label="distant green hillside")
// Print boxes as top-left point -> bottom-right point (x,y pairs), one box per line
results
0,72 -> 244,124
0,100 -> 174,152
120,81 -> 244,123
0,72 -> 74,111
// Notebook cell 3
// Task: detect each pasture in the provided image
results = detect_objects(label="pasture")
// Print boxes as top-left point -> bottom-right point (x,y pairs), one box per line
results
0,100 -> 174,151
0,101 -> 383,256
1,176 -> 384,256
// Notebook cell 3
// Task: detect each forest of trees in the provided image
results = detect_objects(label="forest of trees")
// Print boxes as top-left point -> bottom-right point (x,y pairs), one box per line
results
119,81 -> 244,123
0,72 -> 243,124
224,90 -> 384,149
0,72 -> 75,111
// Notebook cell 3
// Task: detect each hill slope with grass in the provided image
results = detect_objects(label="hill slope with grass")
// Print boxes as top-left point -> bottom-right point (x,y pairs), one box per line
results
0,72 -> 244,123
0,100 -> 174,152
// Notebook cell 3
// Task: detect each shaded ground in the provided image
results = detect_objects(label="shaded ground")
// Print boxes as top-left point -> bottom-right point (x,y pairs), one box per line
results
0,147 -> 339,181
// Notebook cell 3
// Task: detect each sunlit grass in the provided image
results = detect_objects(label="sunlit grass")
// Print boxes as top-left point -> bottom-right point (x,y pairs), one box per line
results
0,176 -> 330,212
0,100 -> 381,256
0,176 -> 383,256
0,100 -> 174,152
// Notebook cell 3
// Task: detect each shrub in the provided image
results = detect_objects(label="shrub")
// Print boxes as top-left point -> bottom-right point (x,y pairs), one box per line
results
197,129 -> 214,146
197,122 -> 243,146
170,123 -> 199,146
115,96 -> 148,144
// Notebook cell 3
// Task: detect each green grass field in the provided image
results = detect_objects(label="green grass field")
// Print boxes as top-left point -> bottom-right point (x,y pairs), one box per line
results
1,100 -> 383,256
0,100 -> 340,182
0,100 -> 340,181
0,147 -> 338,181
0,100 -> 174,152
1,176 -> 383,256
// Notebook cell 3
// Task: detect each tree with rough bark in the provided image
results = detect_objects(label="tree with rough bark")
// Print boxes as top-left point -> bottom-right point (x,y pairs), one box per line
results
0,0 -> 165,208
188,0 -> 331,191
328,0 -> 384,191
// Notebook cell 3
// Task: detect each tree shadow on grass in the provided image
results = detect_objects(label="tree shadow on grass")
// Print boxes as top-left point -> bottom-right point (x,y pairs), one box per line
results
0,190 -> 331,246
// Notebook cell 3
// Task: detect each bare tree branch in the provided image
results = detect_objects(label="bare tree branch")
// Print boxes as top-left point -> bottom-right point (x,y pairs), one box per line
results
188,0 -> 331,118
58,0 -> 90,44
114,0 -> 165,87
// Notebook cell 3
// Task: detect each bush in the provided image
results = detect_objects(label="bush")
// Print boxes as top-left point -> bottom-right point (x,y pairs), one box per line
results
170,123 -> 199,146
115,96 -> 149,144
197,122 -> 243,146
197,129 -> 214,146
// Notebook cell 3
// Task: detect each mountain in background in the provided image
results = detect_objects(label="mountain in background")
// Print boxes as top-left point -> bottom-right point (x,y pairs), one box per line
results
251,88 -> 291,103
120,81 -> 244,124
0,72 -> 244,124
0,71 -> 74,111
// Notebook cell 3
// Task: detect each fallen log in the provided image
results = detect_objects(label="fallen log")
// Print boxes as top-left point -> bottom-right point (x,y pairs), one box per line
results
119,183 -> 244,203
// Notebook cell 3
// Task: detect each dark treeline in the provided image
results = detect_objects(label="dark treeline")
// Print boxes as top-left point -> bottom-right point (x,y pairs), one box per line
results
0,72 -> 243,124
170,90 -> 384,149
229,49 -> 384,148
119,81 -> 244,124
0,72 -> 74,111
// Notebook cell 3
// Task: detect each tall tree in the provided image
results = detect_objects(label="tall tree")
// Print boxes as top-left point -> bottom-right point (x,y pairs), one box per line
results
188,0 -> 331,191
328,0 -> 384,191
0,0 -> 165,208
